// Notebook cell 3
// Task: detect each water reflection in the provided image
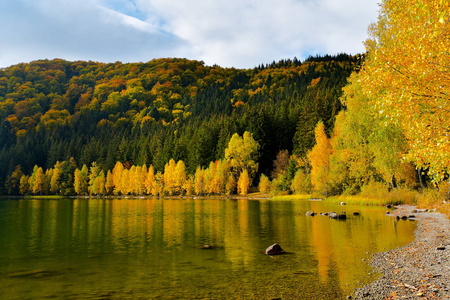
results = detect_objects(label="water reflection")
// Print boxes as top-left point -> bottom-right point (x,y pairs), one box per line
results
0,198 -> 416,299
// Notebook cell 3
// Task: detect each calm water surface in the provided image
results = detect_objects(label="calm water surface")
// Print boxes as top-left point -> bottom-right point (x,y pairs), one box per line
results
0,198 -> 416,299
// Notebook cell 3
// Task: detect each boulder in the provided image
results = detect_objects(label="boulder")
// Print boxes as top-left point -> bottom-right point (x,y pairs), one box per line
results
305,211 -> 315,217
329,212 -> 347,220
265,243 -> 285,255
340,202 -> 347,205
328,212 -> 338,219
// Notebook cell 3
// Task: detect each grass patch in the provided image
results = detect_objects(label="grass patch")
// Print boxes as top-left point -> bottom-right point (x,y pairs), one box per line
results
270,194 -> 312,201
22,195 -> 66,200
416,183 -> 450,217
326,195 -> 397,206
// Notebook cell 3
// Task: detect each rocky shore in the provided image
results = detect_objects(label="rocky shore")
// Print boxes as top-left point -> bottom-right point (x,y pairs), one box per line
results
353,205 -> 450,299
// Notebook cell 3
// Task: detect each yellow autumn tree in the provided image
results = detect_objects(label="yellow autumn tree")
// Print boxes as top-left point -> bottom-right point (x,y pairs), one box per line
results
112,161 -> 124,195
212,160 -> 229,194
174,160 -> 187,195
139,164 -> 148,195
225,131 -> 260,181
19,175 -> 30,195
32,167 -> 45,195
258,174 -> 270,194
105,170 -> 114,195
164,159 -> 177,195
237,169 -> 250,195
74,165 -> 89,196
145,165 -> 155,195
183,174 -> 195,196
88,162 -> 101,195
194,166 -> 205,195
307,121 -> 332,196
204,161 -> 216,194
152,171 -> 164,197
359,0 -> 450,180
50,162 -> 62,194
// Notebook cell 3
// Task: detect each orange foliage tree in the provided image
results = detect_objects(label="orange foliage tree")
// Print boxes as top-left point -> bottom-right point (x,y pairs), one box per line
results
307,121 -> 332,196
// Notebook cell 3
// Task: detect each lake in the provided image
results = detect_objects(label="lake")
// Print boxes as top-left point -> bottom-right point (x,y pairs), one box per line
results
0,198 -> 416,299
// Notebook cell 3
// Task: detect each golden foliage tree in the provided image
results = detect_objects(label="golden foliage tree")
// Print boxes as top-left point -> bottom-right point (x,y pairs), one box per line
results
225,131 -> 260,181
105,170 -> 114,195
145,165 -> 155,195
50,162 -> 62,194
358,0 -> 450,180
194,166 -> 205,195
32,166 -> 45,195
237,169 -> 250,195
225,174 -> 236,195
112,161 -> 124,195
164,159 -> 177,195
174,160 -> 187,195
307,121 -> 332,196
258,174 -> 270,194
19,175 -> 30,195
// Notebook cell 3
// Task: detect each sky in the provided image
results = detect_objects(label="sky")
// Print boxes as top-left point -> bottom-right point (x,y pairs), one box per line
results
0,0 -> 380,69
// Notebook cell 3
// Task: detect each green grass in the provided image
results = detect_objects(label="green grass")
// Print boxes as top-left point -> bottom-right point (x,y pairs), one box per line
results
21,195 -> 66,199
270,194 -> 312,201
326,195 -> 399,206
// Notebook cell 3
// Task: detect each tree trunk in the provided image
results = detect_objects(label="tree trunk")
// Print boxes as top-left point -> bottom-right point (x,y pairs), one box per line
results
390,174 -> 397,190
417,168 -> 425,189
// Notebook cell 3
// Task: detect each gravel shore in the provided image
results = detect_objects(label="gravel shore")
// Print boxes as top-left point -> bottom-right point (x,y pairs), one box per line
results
353,205 -> 450,299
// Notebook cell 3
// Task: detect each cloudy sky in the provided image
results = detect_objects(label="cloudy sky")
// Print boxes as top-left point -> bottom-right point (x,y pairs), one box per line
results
0,0 -> 380,69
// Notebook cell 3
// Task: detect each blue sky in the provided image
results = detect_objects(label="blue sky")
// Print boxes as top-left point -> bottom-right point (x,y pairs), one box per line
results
0,0 -> 380,68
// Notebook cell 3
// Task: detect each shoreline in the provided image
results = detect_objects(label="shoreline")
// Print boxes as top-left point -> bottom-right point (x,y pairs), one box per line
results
353,205 -> 450,299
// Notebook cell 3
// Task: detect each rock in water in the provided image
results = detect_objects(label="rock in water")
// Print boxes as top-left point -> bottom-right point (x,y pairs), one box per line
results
329,212 -> 346,219
305,211 -> 315,216
265,243 -> 285,255
328,212 -> 338,218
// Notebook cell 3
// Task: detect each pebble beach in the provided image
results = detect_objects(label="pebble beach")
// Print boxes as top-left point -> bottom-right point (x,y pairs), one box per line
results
353,205 -> 450,299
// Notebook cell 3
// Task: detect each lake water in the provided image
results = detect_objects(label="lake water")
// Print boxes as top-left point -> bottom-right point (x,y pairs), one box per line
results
0,198 -> 416,299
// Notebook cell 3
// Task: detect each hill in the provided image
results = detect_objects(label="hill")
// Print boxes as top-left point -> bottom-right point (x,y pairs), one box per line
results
0,54 -> 361,194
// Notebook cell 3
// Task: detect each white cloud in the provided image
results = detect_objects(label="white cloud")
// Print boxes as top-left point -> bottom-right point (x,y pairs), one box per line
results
135,0 -> 380,67
0,0 -> 184,68
0,0 -> 379,68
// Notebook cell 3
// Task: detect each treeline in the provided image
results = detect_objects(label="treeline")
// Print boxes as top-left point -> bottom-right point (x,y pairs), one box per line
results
6,132 -> 260,196
0,54 -> 361,194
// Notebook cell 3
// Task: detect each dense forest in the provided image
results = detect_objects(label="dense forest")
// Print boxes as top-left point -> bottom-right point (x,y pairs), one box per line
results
2,0 -> 449,200
0,54 -> 361,196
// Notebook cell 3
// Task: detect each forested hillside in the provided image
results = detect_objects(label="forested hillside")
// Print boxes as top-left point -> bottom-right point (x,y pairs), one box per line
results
0,54 -> 361,195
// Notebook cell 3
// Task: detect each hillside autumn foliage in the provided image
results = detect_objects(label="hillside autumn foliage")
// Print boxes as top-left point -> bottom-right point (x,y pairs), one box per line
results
4,0 -> 448,199
1,55 -> 360,194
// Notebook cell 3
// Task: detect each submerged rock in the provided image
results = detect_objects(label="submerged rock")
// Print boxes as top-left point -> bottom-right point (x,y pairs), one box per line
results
265,243 -> 285,255
353,212 -> 360,216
